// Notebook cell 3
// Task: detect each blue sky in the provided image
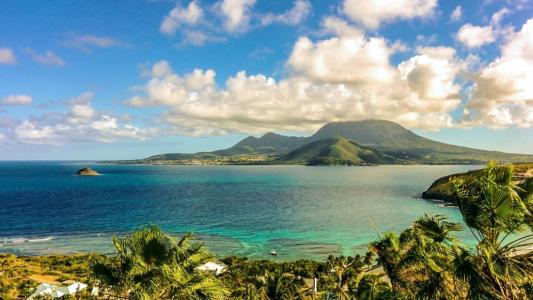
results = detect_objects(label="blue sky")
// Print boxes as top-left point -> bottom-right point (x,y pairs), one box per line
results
0,0 -> 532,160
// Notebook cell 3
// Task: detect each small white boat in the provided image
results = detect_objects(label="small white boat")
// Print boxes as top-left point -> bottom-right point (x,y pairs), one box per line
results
270,250 -> 277,256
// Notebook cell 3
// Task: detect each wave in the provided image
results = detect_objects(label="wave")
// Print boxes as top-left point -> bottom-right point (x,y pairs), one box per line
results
436,204 -> 459,208
0,236 -> 55,245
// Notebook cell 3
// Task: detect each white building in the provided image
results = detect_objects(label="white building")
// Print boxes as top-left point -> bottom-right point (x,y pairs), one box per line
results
197,261 -> 226,275
28,281 -> 88,299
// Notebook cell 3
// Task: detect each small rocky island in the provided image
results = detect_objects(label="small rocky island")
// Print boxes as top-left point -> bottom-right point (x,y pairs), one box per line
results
76,167 -> 100,176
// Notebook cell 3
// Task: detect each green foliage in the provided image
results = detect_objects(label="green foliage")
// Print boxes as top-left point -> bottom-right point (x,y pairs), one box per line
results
89,225 -> 228,299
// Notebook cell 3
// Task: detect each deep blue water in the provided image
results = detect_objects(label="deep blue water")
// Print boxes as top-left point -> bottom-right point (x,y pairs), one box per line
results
0,162 -> 478,260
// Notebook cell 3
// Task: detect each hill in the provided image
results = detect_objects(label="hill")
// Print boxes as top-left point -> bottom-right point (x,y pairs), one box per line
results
121,119 -> 533,166
214,132 -> 305,156
277,137 -> 400,166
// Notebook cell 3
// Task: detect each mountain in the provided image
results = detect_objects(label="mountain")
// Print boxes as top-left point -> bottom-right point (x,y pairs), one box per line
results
304,120 -> 533,164
277,137 -> 400,166
214,132 -> 305,156
124,119 -> 533,165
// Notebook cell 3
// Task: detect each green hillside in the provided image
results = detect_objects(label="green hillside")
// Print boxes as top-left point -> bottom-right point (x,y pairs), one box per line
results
277,137 -> 400,166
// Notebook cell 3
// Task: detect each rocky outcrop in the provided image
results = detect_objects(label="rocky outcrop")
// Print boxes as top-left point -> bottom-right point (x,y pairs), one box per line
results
76,168 -> 100,176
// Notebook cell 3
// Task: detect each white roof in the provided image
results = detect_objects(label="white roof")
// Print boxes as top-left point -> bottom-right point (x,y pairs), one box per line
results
197,262 -> 226,275
28,281 -> 88,299
28,283 -> 55,299
52,290 -> 65,298
67,281 -> 88,294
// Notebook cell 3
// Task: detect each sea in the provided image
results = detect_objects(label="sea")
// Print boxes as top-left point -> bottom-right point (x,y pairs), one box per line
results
0,162 -> 478,261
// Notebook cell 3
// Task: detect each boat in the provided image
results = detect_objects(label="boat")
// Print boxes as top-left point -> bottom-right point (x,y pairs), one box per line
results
270,250 -> 277,256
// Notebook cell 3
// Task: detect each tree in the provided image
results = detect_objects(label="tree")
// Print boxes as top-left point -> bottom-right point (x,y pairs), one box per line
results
88,225 -> 228,299
347,272 -> 392,300
257,268 -> 306,300
452,161 -> 533,299
371,215 -> 463,299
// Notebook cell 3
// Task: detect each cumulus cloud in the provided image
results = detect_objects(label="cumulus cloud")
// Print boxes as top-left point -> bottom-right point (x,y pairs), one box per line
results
0,47 -> 16,65
342,0 -> 437,29
26,49 -> 65,66
126,22 -> 466,134
1,92 -> 157,145
450,6 -> 462,22
63,34 -> 126,52
260,0 -> 312,26
1,95 -> 32,106
287,26 -> 396,85
216,0 -> 256,33
160,1 -> 204,36
465,18 -> 533,128
15,121 -> 55,144
456,24 -> 496,48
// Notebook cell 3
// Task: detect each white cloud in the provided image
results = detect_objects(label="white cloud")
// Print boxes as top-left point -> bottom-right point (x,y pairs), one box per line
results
160,1 -> 310,46
1,95 -> 32,106
127,22 -> 465,134
69,103 -> 96,122
490,8 -> 510,25
398,47 -> 461,107
63,34 -> 125,52
260,0 -> 312,26
0,47 -> 16,65
342,0 -> 437,29
15,121 -> 55,144
217,0 -> 256,33
450,6 -> 462,22
26,50 -> 65,66
456,24 -> 496,48
287,30 -> 396,85
160,1 -> 204,36
466,18 -> 533,128
4,92 -> 157,145
179,30 -> 225,47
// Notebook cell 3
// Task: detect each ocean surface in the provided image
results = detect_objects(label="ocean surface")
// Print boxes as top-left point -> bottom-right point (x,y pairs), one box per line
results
0,162 -> 479,260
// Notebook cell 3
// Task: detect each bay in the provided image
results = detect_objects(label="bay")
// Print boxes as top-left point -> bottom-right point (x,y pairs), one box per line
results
0,162 -> 477,260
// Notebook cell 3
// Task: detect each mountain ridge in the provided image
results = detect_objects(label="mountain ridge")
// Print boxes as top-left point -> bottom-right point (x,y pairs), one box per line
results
126,119 -> 533,165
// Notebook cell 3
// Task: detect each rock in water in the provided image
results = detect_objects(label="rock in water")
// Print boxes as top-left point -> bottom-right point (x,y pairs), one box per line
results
76,168 -> 100,176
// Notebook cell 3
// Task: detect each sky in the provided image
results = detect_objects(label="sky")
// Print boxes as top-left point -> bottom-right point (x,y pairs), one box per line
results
0,0 -> 532,160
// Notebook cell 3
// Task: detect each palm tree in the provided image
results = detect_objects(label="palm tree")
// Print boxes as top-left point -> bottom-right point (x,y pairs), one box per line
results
371,215 -> 464,299
451,161 -> 533,299
257,268 -> 305,300
371,161 -> 533,299
348,272 -> 391,300
89,225 -> 228,299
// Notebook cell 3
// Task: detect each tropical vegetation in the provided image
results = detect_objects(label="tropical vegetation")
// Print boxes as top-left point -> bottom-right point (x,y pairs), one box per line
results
373,161 -> 533,299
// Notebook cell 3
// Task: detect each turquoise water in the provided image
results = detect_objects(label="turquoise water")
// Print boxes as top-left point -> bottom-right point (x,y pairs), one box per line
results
0,162 -> 478,260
